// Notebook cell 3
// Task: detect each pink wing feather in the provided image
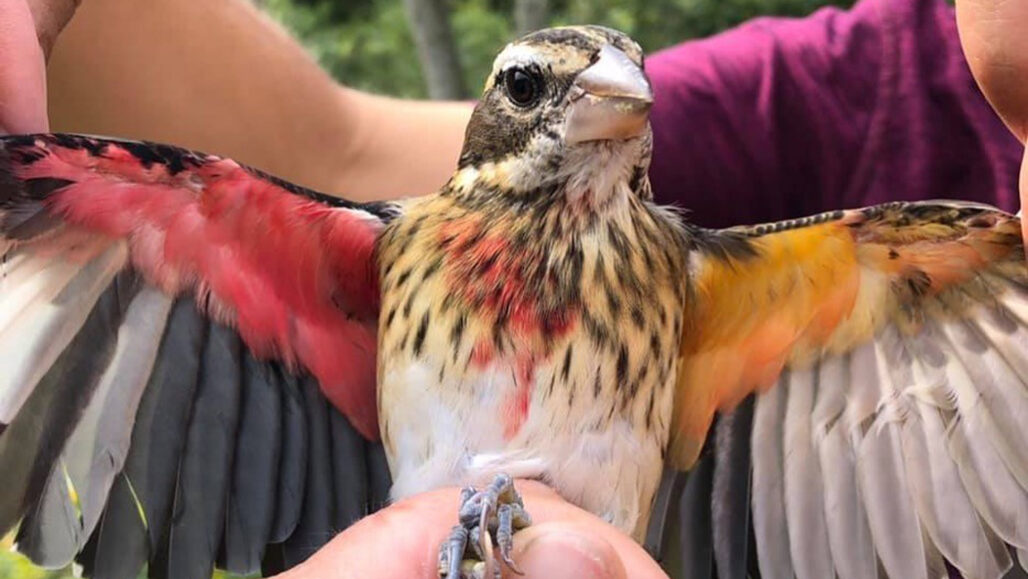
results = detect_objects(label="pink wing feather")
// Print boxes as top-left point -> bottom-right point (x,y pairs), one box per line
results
2,133 -> 394,439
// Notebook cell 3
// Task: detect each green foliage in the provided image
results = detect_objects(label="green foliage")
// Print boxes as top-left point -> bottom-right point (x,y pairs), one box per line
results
452,0 -> 517,94
264,0 -> 519,98
560,0 -> 855,52
0,534 -> 253,579
265,0 -> 425,97
0,535 -> 63,579
264,0 -> 854,98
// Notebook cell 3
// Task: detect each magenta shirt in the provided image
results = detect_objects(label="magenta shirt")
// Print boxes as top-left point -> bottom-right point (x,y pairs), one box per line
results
644,0 -> 1023,228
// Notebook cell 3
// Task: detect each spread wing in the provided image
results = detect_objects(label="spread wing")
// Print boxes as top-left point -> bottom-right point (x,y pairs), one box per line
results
664,201 -> 1028,579
0,134 -> 397,577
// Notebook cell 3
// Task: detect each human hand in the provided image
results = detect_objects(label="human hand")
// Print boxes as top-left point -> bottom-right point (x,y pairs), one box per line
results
0,0 -> 79,134
274,480 -> 669,579
955,0 -> 1028,240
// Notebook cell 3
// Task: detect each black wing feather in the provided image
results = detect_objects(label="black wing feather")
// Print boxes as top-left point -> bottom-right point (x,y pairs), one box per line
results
75,519 -> 100,578
90,474 -> 150,579
140,298 -> 208,556
673,444 -> 715,579
330,407 -> 369,531
156,323 -> 243,579
366,441 -> 393,514
267,368 -> 309,545
711,396 -> 754,579
280,375 -> 336,568
220,355 -> 283,575
644,468 -> 687,561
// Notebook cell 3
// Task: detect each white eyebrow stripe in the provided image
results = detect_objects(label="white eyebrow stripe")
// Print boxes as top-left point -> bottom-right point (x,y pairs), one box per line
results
494,44 -> 543,73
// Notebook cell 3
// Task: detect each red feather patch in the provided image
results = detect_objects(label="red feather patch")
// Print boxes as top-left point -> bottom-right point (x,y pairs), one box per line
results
11,136 -> 385,439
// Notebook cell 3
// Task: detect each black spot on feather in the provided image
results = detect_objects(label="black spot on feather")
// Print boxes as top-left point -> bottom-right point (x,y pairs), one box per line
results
422,257 -> 442,281
476,253 -> 498,275
645,388 -> 655,429
451,313 -> 467,347
631,306 -> 645,329
402,292 -> 416,319
413,311 -> 431,356
606,285 -> 623,315
583,311 -> 611,350
616,345 -> 629,384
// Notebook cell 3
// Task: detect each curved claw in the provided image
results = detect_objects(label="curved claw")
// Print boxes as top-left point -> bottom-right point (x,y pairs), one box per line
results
436,473 -> 532,579
496,504 -> 523,574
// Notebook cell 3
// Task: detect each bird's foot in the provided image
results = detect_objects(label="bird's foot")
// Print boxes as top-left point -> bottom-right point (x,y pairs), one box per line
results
438,473 -> 532,579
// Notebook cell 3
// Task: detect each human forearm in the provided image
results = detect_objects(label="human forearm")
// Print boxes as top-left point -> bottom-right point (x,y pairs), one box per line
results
340,91 -> 472,199
46,0 -> 470,200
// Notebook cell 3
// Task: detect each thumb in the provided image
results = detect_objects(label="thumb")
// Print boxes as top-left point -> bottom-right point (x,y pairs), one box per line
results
507,523 -> 627,579
1021,146 -> 1028,247
0,0 -> 48,134
26,0 -> 80,60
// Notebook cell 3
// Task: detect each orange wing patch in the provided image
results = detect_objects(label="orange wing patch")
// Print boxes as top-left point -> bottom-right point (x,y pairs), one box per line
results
671,222 -> 860,467
668,203 -> 1023,469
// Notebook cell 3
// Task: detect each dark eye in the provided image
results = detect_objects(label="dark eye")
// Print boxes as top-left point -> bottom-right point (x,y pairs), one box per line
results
503,68 -> 540,107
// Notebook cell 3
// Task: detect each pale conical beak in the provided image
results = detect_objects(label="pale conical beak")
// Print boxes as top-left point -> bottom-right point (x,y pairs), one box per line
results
566,44 -> 653,145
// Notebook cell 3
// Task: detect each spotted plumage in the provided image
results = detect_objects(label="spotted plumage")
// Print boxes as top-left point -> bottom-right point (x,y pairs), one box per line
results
377,172 -> 686,536
373,28 -> 688,539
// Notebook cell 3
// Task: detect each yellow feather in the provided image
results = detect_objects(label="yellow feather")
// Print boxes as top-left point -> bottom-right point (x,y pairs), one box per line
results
670,223 -> 861,469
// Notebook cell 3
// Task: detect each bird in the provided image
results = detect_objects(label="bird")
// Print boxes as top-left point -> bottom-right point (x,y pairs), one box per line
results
2,23 -> 1028,579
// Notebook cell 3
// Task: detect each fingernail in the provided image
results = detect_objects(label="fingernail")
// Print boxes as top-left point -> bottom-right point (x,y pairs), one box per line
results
515,529 -> 623,579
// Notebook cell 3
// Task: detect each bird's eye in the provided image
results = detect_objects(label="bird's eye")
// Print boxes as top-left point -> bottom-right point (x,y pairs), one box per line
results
503,68 -> 540,107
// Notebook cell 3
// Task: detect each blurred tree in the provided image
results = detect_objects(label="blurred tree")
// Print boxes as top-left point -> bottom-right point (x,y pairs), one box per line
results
403,0 -> 468,98
560,0 -> 854,55
515,0 -> 549,36
263,0 -> 854,98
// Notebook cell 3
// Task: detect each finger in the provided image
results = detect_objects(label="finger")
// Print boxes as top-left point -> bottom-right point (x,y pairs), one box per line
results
26,0 -> 80,59
0,0 -> 48,134
510,481 -> 667,578
503,523 -> 628,579
273,480 -> 668,579
1020,146 -> 1028,248
955,0 -> 1028,142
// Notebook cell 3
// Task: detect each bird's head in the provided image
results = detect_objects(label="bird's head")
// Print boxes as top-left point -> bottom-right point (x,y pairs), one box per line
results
452,26 -> 653,210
